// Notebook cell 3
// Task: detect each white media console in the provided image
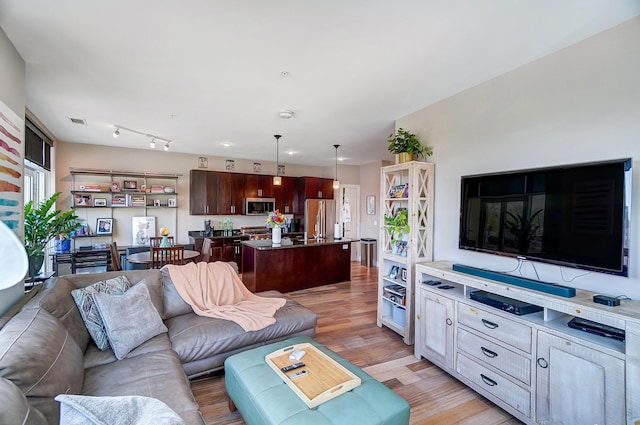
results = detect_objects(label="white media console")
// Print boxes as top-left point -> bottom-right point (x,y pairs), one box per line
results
415,261 -> 640,425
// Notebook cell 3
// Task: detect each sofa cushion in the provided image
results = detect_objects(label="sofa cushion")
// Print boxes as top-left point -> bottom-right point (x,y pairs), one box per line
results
94,283 -> 168,360
161,267 -> 193,319
0,308 -> 84,422
166,291 -> 317,365
161,261 -> 239,320
55,394 -> 185,425
0,377 -> 47,425
71,275 -> 132,350
83,333 -> 172,369
82,349 -> 201,423
25,278 -> 91,351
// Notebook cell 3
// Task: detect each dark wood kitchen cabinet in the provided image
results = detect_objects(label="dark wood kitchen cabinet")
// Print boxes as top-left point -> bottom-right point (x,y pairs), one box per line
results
293,177 -> 335,214
245,175 -> 274,198
222,236 -> 247,269
273,176 -> 296,214
190,170 -> 218,215
217,172 -> 246,215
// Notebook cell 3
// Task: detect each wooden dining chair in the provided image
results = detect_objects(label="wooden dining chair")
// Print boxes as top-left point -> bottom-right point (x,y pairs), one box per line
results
109,242 -> 122,271
150,245 -> 185,269
149,236 -> 175,247
201,238 -> 213,262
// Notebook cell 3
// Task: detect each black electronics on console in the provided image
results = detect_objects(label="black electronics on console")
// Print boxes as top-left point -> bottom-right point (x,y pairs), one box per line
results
469,290 -> 543,316
567,317 -> 625,342
593,295 -> 620,306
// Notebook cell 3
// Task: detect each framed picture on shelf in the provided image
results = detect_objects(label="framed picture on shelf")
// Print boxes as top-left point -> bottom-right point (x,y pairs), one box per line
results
96,218 -> 113,235
123,180 -> 137,191
132,216 -> 156,246
111,181 -> 121,192
388,183 -> 408,198
73,194 -> 92,207
401,268 -> 407,282
168,198 -> 177,207
389,265 -> 399,279
93,198 -> 107,207
153,199 -> 161,207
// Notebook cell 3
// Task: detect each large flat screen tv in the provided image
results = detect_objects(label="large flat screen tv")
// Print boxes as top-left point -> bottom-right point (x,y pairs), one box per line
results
459,159 -> 631,277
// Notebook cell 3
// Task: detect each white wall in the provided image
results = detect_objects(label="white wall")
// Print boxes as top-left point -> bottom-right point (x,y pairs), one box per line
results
397,17 -> 640,299
0,27 -> 26,316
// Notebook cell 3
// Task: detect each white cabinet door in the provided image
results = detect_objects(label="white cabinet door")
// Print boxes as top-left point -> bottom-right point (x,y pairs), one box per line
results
536,331 -> 625,425
417,289 -> 455,369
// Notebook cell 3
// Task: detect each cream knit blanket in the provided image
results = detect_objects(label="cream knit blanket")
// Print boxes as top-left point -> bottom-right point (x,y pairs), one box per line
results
166,262 -> 286,331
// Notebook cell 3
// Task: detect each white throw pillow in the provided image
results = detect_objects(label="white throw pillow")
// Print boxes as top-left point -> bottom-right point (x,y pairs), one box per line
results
93,283 -> 168,360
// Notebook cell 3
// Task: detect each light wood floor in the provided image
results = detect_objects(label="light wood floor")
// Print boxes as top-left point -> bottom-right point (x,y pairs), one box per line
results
190,262 -> 524,425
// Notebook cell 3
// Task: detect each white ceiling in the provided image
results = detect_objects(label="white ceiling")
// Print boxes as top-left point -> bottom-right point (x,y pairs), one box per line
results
1,1 -> 639,167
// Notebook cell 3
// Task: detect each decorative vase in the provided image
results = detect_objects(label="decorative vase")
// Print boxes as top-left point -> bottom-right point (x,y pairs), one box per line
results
398,152 -> 413,163
160,235 -> 171,248
272,226 -> 282,246
28,254 -> 45,278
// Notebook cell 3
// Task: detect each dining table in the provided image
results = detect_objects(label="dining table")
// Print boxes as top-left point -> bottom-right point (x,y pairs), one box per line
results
126,249 -> 201,266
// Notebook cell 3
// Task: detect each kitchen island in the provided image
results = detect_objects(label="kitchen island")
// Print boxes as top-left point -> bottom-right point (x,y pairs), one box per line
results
241,237 -> 356,293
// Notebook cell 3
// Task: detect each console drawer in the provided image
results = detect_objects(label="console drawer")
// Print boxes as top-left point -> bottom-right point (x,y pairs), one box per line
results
457,327 -> 531,385
457,353 -> 530,417
458,302 -> 532,353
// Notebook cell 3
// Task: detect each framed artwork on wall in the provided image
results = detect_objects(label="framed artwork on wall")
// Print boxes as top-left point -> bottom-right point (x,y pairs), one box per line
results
366,195 -> 376,215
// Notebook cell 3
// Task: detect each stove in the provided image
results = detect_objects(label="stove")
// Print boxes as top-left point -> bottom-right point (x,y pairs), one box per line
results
241,226 -> 272,240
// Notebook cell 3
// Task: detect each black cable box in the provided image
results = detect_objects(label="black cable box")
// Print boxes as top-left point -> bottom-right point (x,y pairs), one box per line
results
469,290 -> 543,316
567,317 -> 625,342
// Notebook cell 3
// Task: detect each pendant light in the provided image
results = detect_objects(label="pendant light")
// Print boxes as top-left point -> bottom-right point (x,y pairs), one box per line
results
333,144 -> 340,189
273,134 -> 282,186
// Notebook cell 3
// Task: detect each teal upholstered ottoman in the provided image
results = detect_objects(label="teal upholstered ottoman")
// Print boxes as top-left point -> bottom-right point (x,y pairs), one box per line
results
224,336 -> 410,425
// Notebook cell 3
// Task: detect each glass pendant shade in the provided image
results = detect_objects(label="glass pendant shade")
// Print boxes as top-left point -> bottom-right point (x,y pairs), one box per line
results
273,176 -> 282,186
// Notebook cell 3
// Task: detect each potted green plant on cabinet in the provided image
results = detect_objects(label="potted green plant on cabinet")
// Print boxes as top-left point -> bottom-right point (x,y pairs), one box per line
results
387,128 -> 433,163
24,192 -> 81,277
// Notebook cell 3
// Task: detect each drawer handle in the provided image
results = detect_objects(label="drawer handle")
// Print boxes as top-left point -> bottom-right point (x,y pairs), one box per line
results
481,319 -> 499,329
480,374 -> 498,387
446,318 -> 453,326
480,347 -> 498,358
537,357 -> 549,369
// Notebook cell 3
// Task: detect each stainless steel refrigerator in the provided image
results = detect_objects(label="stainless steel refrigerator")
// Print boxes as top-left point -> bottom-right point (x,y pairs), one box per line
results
305,199 -> 336,239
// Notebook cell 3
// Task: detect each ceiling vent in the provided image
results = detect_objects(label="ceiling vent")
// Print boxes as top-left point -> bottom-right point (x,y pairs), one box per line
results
68,117 -> 87,125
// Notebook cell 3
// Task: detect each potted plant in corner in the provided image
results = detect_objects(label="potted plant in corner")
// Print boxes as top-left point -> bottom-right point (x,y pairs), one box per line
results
387,128 -> 433,163
24,192 -> 81,277
384,209 -> 409,255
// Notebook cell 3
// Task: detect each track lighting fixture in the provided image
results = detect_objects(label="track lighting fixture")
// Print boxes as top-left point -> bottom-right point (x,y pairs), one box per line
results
333,144 -> 340,189
273,134 -> 282,186
112,125 -> 172,151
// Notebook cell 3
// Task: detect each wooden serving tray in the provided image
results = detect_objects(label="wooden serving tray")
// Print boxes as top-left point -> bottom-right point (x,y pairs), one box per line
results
265,342 -> 361,408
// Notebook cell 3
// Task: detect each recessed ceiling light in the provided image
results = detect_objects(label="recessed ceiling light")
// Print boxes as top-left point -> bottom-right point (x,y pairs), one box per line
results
287,151 -> 295,155
281,71 -> 289,78
221,141 -> 231,147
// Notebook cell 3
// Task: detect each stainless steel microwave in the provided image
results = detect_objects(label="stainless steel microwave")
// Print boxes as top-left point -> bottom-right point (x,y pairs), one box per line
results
245,198 -> 276,215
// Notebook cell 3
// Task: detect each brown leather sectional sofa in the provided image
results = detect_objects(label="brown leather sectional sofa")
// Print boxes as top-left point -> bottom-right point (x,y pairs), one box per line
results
0,268 -> 317,424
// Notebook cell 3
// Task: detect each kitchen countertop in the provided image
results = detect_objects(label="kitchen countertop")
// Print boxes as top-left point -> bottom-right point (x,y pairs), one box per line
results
242,237 -> 357,250
189,230 -> 305,240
